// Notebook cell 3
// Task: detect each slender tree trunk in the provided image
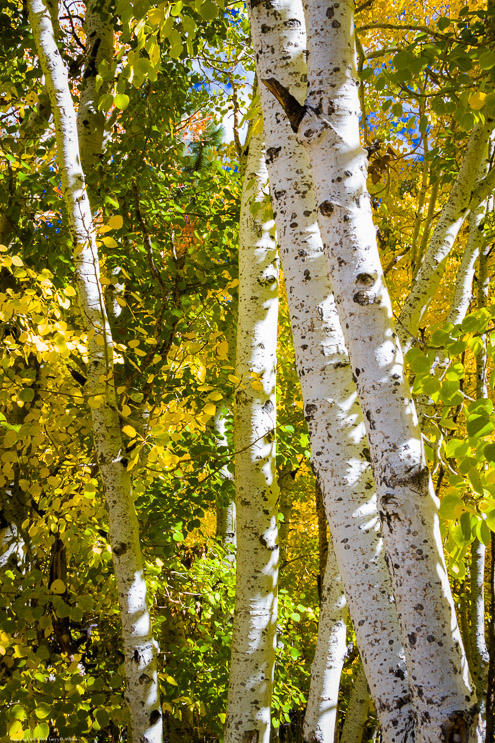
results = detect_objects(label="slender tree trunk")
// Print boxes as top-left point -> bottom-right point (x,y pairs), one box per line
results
263,0 -> 478,737
214,404 -> 236,547
278,464 -> 296,567
303,533 -> 347,743
470,218 -> 491,724
28,3 -> 162,741
248,2 -> 413,741
315,481 -> 328,604
339,658 -> 370,743
398,122 -> 490,350
224,128 -> 279,743
77,0 -> 114,179
486,533 -> 495,741
248,2 -> 413,740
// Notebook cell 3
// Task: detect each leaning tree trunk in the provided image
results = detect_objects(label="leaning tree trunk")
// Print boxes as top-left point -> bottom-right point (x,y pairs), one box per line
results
224,128 -> 279,743
248,2 -> 413,741
263,0 -> 478,737
28,2 -> 162,741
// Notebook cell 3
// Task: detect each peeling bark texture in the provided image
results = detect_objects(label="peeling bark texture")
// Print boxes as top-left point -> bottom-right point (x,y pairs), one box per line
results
224,129 -> 279,743
398,121 -> 491,351
272,0 -> 477,738
28,2 -> 162,741
303,533 -> 347,743
77,0 -> 114,179
339,657 -> 370,743
248,2 -> 413,741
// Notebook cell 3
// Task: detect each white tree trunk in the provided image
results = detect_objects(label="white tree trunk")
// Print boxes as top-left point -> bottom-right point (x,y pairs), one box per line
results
398,122 -> 490,350
214,404 -> 236,547
77,0 -> 114,176
339,658 -> 370,743
264,0 -> 477,737
248,2 -> 413,741
303,534 -> 347,743
224,128 -> 279,743
28,3 -> 162,741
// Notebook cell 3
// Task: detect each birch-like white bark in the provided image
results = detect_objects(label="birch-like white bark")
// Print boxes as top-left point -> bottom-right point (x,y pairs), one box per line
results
303,533 -> 347,743
214,405 -> 236,547
471,225 -> 490,723
264,0 -> 477,737
77,0 -> 114,177
398,122 -> 490,350
28,3 -> 162,741
339,658 -> 370,743
248,3 -> 413,741
224,129 -> 279,743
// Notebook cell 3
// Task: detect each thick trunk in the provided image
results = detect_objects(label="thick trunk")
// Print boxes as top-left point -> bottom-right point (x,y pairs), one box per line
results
224,129 -> 279,743
263,0 -> 477,738
248,2 -> 413,741
28,3 -> 162,741
303,533 -> 347,743
248,2 -> 413,740
339,658 -> 370,743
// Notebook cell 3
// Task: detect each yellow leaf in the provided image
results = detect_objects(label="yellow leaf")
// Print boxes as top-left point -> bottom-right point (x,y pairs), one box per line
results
208,391 -> 223,401
469,92 -> 486,110
203,402 -> 216,416
165,675 -> 178,686
128,339 -> 140,348
228,374 -> 240,384
50,579 -> 66,594
0,645 -> 5,655
64,285 -> 77,297
9,721 -> 24,740
11,255 -> 23,266
216,340 -> 229,358
197,364 -> 206,383
102,236 -> 118,248
88,395 -> 105,409
122,425 -> 137,438
107,215 -> 124,230
4,430 -> 17,448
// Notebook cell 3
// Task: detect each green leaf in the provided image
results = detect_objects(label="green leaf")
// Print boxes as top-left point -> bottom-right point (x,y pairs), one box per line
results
114,94 -> 130,110
466,414 -> 494,439
198,0 -> 218,20
439,493 -> 463,520
19,388 -> 34,403
483,443 -> 495,462
486,510 -> 495,532
35,703 -> 51,719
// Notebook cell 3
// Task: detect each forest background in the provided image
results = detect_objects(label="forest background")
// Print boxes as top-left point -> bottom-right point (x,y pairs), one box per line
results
1,0 -> 495,741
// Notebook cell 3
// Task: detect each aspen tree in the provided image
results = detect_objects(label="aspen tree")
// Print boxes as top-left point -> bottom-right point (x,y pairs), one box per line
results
248,1 -> 413,740
224,129 -> 279,743
303,535 -> 347,743
28,2 -> 162,740
262,0 -> 478,737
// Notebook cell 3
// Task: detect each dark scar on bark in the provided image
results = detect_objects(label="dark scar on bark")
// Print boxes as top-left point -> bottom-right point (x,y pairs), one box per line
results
262,78 -> 306,132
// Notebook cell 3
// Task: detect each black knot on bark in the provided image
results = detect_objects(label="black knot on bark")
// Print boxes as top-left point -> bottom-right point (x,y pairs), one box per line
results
319,200 -> 334,216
